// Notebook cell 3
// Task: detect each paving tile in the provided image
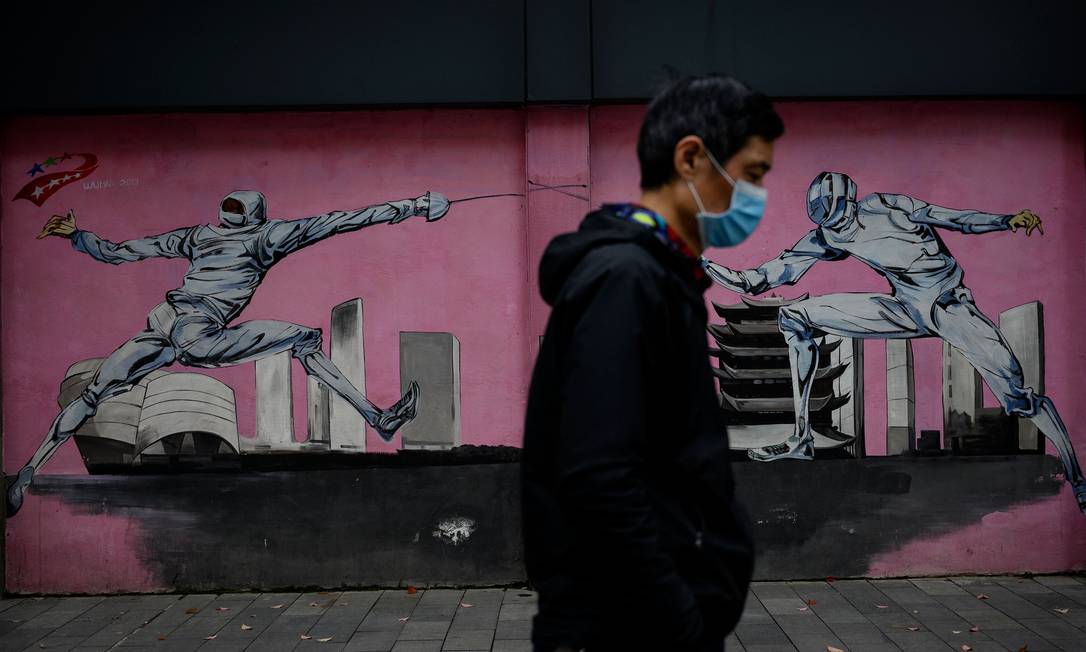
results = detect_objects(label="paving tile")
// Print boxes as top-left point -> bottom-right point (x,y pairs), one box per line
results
751,582 -> 802,601
1017,616 -> 1086,642
735,622 -> 793,646
490,640 -> 532,652
496,602 -> 536,621
914,579 -> 972,596
886,629 -> 958,650
395,619 -> 450,641
724,632 -> 746,652
1049,638 -> 1086,652
18,634 -> 88,650
826,620 -> 894,645
742,644 -> 798,652
772,613 -> 835,636
759,598 -> 809,615
494,619 -> 531,640
416,591 -> 464,607
344,628 -> 400,652
440,627 -> 494,650
158,594 -> 260,642
67,606 -> 165,649
982,624 -> 1062,651
391,641 -> 443,651
299,591 -> 380,645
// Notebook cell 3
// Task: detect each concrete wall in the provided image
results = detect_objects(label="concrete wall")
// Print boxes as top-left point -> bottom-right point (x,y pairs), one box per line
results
3,100 -> 1085,592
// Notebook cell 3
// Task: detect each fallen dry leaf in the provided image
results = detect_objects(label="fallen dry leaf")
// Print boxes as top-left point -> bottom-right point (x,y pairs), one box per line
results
406,586 -> 418,595
461,603 -> 474,608
1017,645 -> 1029,652
825,576 -> 836,583
907,627 -> 920,632
1054,608 -> 1070,614
317,637 -> 333,642
185,608 -> 199,614
876,604 -> 889,609
798,606 -> 809,612
270,604 -> 284,609
976,594 -> 989,600
215,607 -> 231,612
158,636 -> 166,640
205,635 -> 217,640
807,599 -> 817,606
953,630 -> 962,634
827,646 -> 844,652
309,602 -> 319,607
969,626 -> 980,633
398,617 -> 409,623
300,634 -> 312,640
961,645 -> 973,651
339,602 -> 350,607
240,624 -> 253,631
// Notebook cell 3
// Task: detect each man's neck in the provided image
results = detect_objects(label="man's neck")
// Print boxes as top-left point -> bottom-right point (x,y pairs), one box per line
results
637,188 -> 703,255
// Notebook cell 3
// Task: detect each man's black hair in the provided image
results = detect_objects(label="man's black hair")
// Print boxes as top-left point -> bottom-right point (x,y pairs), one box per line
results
637,74 -> 784,189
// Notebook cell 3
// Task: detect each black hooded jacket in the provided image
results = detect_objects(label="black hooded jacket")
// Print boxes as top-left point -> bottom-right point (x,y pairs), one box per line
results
523,206 -> 754,649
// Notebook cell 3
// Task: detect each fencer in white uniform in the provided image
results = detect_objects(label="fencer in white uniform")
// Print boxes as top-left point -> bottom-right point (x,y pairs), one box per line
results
6,189 -> 451,516
704,172 -> 1085,514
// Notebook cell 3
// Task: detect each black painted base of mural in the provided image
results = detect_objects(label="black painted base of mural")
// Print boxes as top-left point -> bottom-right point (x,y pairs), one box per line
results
31,453 -> 1065,592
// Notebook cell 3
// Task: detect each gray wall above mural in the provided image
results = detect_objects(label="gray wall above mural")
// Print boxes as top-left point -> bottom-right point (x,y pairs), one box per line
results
3,0 -> 1083,112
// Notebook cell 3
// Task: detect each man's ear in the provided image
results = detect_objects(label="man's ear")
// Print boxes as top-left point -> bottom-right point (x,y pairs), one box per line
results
673,135 -> 705,182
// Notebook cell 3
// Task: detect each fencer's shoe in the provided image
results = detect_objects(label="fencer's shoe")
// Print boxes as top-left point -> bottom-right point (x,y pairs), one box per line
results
1074,481 -> 1086,517
375,382 -> 420,442
5,465 -> 35,517
748,435 -> 815,462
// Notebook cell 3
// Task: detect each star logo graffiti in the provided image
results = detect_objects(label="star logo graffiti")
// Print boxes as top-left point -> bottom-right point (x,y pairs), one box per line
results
13,153 -> 99,207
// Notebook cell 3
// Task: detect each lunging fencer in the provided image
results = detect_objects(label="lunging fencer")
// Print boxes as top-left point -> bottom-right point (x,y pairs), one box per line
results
703,172 -> 1086,514
6,189 -> 451,517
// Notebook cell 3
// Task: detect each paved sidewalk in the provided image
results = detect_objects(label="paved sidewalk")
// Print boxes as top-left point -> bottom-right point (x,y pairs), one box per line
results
2,576 -> 1086,651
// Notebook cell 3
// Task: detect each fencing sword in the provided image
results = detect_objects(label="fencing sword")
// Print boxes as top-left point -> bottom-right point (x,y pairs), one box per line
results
449,192 -> 525,204
449,182 -> 590,205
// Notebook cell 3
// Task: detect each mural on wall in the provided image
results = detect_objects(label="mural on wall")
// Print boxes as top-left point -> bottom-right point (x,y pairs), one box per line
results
5,189 -> 456,517
703,171 -> 1086,514
3,105 -> 1084,592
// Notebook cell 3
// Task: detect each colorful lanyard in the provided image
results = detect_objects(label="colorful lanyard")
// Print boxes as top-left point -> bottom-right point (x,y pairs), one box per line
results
609,203 -> 702,269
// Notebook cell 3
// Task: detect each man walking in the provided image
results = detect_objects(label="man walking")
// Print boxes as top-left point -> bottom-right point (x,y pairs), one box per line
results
523,75 -> 783,650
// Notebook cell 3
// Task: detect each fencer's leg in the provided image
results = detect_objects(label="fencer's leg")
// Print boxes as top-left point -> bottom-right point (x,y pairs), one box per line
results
297,352 -> 382,426
747,305 -> 818,462
299,353 -> 420,442
7,331 -> 175,517
182,319 -> 420,442
1028,398 -> 1086,509
931,296 -> 1086,514
748,293 -> 923,462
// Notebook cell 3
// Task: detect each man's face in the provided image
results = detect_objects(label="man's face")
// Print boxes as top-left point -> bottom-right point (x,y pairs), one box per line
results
696,135 -> 775,212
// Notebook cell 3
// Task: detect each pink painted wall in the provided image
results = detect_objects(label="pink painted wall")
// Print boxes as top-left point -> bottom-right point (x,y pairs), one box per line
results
588,101 -> 1086,574
2,109 -> 532,592
3,100 -> 1085,592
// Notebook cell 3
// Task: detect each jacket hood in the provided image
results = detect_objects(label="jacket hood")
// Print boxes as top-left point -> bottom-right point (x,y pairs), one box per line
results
539,207 -> 701,306
219,190 -> 267,227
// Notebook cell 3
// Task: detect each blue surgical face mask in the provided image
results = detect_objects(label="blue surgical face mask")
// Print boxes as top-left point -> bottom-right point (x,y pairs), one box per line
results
686,150 -> 767,248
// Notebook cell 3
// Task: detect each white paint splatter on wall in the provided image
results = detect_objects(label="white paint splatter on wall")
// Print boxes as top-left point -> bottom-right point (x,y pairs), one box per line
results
433,516 -> 476,545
